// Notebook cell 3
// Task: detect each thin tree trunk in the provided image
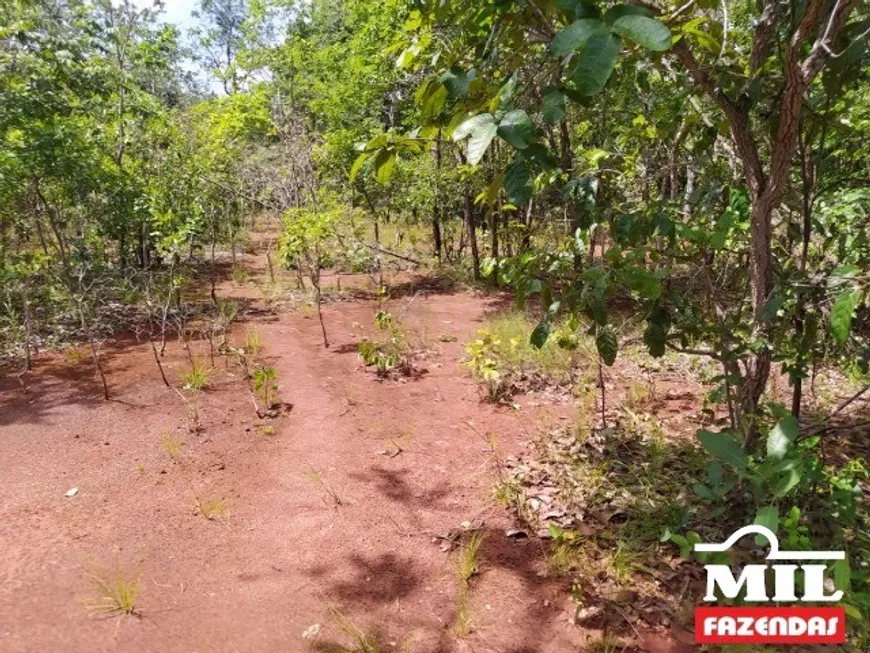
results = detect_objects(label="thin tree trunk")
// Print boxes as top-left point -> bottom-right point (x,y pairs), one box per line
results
150,337 -> 170,387
464,192 -> 480,280
522,198 -> 534,251
791,134 -> 816,418
79,304 -> 109,400
433,132 -> 443,262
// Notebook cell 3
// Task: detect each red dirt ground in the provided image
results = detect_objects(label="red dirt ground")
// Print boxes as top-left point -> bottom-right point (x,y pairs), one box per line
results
0,248 -> 694,652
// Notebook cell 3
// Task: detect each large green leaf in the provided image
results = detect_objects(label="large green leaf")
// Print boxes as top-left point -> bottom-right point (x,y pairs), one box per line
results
441,66 -> 474,99
697,430 -> 747,472
830,289 -> 861,346
767,414 -> 799,462
373,149 -> 396,185
753,506 -> 779,544
568,32 -> 620,96
349,152 -> 367,182
551,18 -> 606,56
453,114 -> 498,166
611,15 -> 672,51
453,113 -> 494,141
504,157 -> 533,205
596,324 -> 618,365
542,87 -> 567,123
467,121 -> 497,165
420,82 -> 447,119
498,110 -> 535,149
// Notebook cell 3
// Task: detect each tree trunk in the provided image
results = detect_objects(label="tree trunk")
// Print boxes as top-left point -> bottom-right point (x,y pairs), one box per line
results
432,216 -> 443,262
741,199 -> 775,451
791,134 -> 816,418
433,133 -> 443,262
464,193 -> 480,280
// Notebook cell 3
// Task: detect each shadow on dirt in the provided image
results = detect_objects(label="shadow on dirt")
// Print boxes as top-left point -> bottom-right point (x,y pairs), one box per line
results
302,523 -> 577,653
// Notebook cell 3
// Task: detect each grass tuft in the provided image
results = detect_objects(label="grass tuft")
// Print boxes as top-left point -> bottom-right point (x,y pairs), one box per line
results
194,495 -> 227,521
160,433 -> 184,460
244,328 -> 263,356
327,607 -> 383,652
454,532 -> 483,637
84,566 -> 139,616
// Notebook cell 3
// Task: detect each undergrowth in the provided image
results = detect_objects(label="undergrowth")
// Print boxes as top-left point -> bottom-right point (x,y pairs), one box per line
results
497,398 -> 870,647
465,311 -> 590,401
357,309 -> 415,378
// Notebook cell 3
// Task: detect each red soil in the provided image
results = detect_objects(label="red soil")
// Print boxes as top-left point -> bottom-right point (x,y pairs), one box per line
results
0,258 -> 693,652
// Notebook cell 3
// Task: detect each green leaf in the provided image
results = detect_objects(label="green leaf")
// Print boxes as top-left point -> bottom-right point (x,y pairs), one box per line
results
707,460 -> 723,486
623,266 -> 662,299
603,4 -> 650,24
843,603 -> 863,621
555,0 -> 600,19
643,305 -> 670,357
830,290 -> 861,346
693,483 -> 714,499
468,123 -> 497,165
504,158 -> 533,205
753,506 -> 779,544
611,15 -> 672,51
568,32 -> 621,96
767,414 -> 799,462
596,324 -> 618,365
522,143 -> 558,170
551,18 -> 606,56
542,87 -> 567,124
453,113 -> 494,141
373,149 -> 396,185
759,294 -> 785,322
498,110 -> 535,149
420,83 -> 447,119
441,66 -> 474,99
530,319 -> 551,349
772,467 -> 802,497
349,152 -> 368,182
697,430 -> 747,472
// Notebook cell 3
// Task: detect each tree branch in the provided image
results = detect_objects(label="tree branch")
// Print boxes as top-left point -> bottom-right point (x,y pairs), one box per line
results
670,40 -> 766,197
765,0 -> 859,209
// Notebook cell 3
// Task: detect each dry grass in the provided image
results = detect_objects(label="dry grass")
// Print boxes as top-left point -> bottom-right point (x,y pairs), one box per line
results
324,607 -> 384,652
454,532 -> 483,637
84,566 -> 140,616
160,433 -> 184,460
194,495 -> 227,521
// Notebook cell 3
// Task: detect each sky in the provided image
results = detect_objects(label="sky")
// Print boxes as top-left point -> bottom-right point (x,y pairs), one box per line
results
135,0 -> 201,31
129,0 -> 226,93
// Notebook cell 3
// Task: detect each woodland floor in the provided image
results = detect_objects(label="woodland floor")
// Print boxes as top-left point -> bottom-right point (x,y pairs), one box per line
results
1,231 -> 706,653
